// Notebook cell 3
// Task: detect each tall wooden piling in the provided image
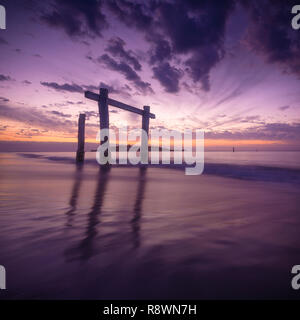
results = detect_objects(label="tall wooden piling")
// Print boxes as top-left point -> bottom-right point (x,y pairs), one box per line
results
141,105 -> 150,164
76,113 -> 86,162
99,88 -> 110,165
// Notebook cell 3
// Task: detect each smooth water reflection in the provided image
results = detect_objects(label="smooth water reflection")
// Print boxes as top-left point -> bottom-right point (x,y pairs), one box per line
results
0,153 -> 300,299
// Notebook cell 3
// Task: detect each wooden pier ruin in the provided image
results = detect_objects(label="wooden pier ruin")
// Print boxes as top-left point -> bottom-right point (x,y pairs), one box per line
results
76,87 -> 155,164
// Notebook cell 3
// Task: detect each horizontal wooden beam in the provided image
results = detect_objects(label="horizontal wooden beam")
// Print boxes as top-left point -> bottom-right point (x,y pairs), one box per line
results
85,91 -> 99,102
108,98 -> 156,119
84,91 -> 156,119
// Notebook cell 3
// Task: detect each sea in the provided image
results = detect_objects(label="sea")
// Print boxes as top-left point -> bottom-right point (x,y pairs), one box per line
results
0,151 -> 300,299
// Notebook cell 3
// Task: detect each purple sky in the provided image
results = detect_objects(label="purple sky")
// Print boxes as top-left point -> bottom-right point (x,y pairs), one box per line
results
0,0 -> 300,149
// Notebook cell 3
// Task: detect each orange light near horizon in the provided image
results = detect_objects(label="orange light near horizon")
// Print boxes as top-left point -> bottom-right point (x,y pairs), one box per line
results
0,118 -> 291,146
0,134 -> 288,147
204,139 -> 285,146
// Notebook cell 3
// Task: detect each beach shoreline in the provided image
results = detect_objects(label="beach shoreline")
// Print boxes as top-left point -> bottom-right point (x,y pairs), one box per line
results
0,152 -> 300,299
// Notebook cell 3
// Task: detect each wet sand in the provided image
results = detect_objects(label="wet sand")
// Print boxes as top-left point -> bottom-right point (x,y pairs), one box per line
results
0,153 -> 300,299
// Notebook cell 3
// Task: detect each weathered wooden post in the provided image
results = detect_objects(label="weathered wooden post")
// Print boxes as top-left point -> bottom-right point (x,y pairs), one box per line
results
141,105 -> 150,164
99,88 -> 110,165
76,113 -> 86,162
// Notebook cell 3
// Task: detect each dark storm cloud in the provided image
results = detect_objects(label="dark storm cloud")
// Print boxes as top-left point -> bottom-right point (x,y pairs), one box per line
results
0,74 -> 13,81
41,81 -> 83,93
185,46 -> 222,91
106,1 -> 300,91
152,62 -> 182,93
98,54 -> 136,79
105,0 -> 153,31
98,54 -> 153,94
243,0 -> 300,77
105,37 -> 142,71
6,0 -> 298,96
147,33 -> 172,65
157,1 -> 233,52
106,0 -> 235,91
41,0 -> 108,38
158,0 -> 235,90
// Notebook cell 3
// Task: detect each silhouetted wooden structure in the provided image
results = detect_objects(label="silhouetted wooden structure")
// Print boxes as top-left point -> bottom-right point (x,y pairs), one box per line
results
76,114 -> 86,162
76,87 -> 155,163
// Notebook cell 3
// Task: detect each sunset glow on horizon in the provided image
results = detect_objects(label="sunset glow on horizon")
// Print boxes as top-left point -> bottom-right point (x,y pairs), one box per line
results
1,1 -> 300,150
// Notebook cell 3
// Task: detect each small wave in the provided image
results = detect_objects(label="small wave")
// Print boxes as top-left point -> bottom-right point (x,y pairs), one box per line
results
17,153 -> 300,185
203,163 -> 300,184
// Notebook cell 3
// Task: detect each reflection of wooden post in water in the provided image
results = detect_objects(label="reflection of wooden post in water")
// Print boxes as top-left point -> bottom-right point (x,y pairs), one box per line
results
65,164 -> 83,226
64,168 -> 110,261
131,167 -> 147,249
76,114 -> 86,162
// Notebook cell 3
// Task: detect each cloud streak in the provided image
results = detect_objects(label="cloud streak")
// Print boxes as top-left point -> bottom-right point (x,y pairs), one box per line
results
0,74 -> 13,81
244,0 -> 300,78
0,103 -> 76,131
105,37 -> 141,71
152,62 -> 182,93
98,53 -> 153,94
206,122 -> 300,141
41,81 -> 83,93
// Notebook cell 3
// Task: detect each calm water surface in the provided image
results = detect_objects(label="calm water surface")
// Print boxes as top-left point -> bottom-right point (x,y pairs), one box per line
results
0,152 -> 300,299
